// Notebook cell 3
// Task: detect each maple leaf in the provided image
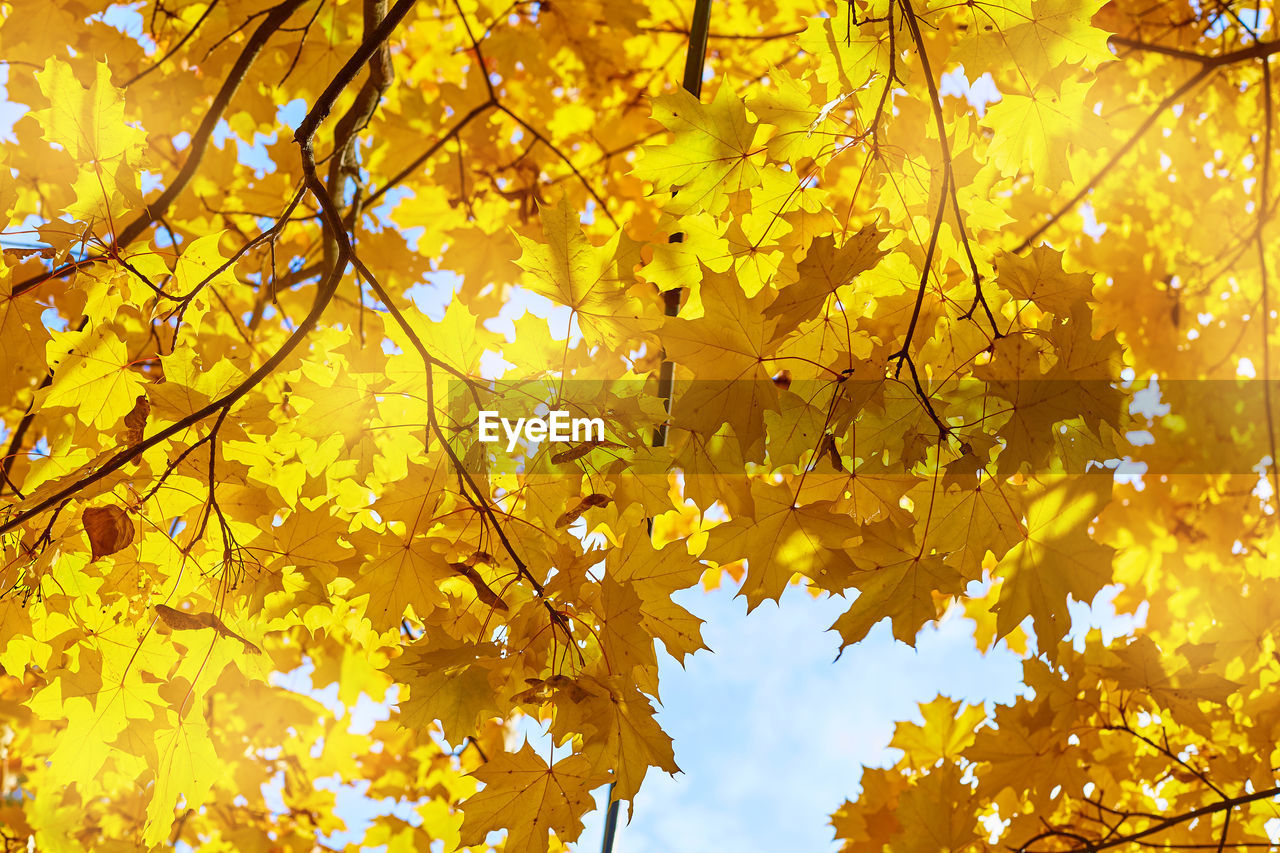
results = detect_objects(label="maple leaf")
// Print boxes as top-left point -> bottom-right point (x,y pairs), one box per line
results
144,712 -> 223,846
925,475 -> 1027,578
391,639 -> 500,741
514,199 -> 650,349
998,245 -> 1098,315
894,764 -> 980,852
609,538 -> 708,663
701,480 -> 857,610
549,674 -> 679,805
595,576 -> 660,677
965,699 -> 1088,809
798,2 -> 894,97
662,267 -> 779,458
891,697 -> 988,770
345,529 -> 455,632
830,521 -> 966,648
983,75 -> 1108,186
0,280 -> 50,402
33,58 -> 145,163
952,0 -> 1115,79
637,80 -> 762,216
1102,635 -> 1237,726
993,477 -> 1115,649
747,68 -> 836,166
38,326 -> 146,429
765,225 -> 886,336
459,744 -> 601,853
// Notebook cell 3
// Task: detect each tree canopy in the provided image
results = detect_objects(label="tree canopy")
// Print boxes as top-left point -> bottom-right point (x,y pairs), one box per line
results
1,0 -> 1279,850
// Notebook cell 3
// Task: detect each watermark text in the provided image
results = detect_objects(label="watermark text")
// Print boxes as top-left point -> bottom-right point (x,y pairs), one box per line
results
478,411 -> 605,452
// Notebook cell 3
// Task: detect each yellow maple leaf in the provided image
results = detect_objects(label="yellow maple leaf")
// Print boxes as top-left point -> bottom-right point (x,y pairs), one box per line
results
797,2 -> 894,98
346,529 -> 454,632
993,477 -> 1114,649
144,711 -> 222,846
459,743 -> 601,853
39,326 -> 146,429
983,76 -> 1108,186
765,225 -> 886,337
952,0 -> 1115,79
514,199 -> 650,349
893,764 -> 980,852
702,480 -> 857,610
831,521 -> 966,648
891,696 -> 988,769
637,80 -> 762,216
0,280 -> 50,402
564,675 -> 679,805
609,538 -> 708,663
390,639 -> 499,741
662,267 -> 779,458
34,58 -> 145,163
998,245 -> 1098,315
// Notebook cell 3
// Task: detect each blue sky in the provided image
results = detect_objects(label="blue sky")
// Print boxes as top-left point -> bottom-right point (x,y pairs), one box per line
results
574,586 -> 1024,852
586,577 -> 1145,852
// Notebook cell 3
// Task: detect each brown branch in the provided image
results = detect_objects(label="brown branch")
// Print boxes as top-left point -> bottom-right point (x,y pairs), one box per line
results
897,0 -> 999,336
319,3 -> 566,616
1216,805 -> 1232,853
278,0 -> 327,85
297,0 -> 419,144
1012,64 -> 1215,253
363,100 -> 496,206
12,0 -> 309,298
165,183 -> 309,349
1101,721 -> 1227,799
496,104 -> 620,228
1016,40 -> 1280,253
1132,841 -> 1275,849
888,161 -> 950,372
123,0 -> 221,88
322,0 -> 395,273
1108,34 -> 1222,62
451,0 -> 497,102
0,0 -> 421,538
1259,55 -> 1278,510
1016,785 -> 1280,852
1109,35 -> 1280,65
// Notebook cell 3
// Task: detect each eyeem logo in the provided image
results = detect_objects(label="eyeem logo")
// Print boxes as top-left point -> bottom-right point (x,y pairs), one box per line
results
478,411 -> 605,452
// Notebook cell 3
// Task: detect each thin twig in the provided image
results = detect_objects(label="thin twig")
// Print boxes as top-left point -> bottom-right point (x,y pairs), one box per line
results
1015,40 -> 1280,253
123,0 -> 222,88
13,0 -> 309,297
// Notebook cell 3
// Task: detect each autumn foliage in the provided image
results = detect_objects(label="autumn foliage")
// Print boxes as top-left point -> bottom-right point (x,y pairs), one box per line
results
1,0 -> 1279,850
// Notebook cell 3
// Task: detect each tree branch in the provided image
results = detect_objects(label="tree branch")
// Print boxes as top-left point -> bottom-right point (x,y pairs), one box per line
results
0,0 -> 422,538
1012,64 -> 1215,253
12,0 -> 309,298
1017,785 -> 1280,852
